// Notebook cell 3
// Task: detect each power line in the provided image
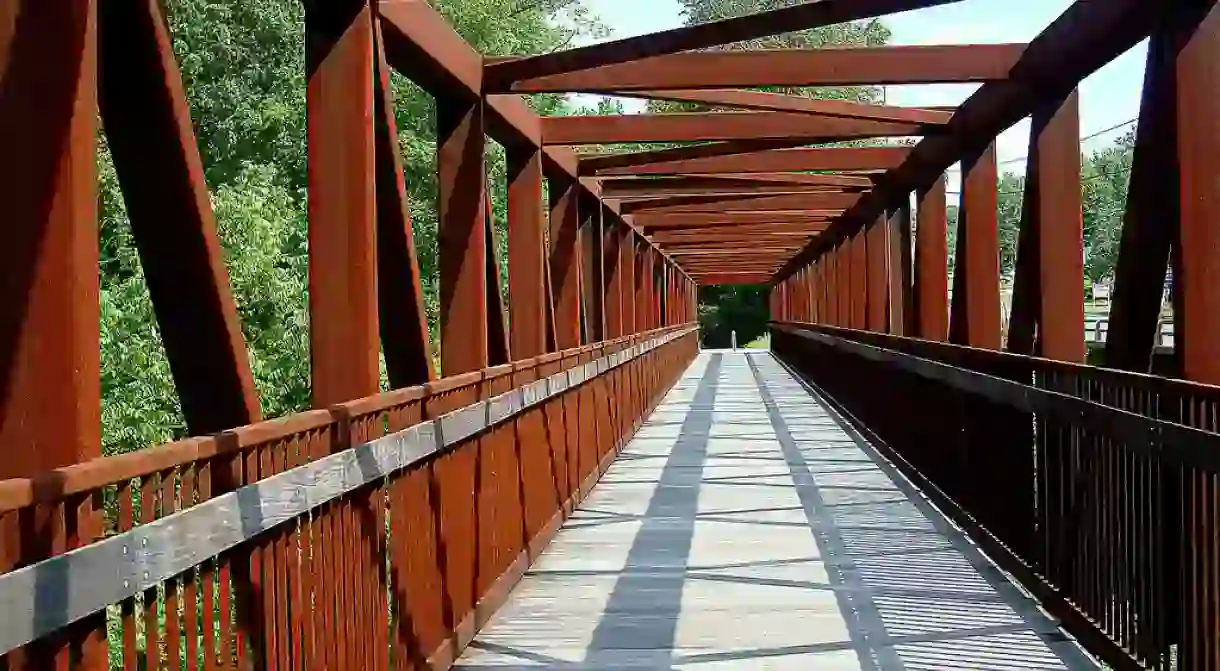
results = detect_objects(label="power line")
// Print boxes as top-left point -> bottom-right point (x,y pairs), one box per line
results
944,118 -> 1138,172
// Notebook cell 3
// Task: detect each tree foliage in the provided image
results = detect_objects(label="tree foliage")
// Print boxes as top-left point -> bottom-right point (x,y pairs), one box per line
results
98,0 -> 601,456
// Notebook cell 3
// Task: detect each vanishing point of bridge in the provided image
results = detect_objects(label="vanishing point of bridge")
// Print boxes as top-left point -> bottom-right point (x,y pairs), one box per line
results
1,0 -> 1218,670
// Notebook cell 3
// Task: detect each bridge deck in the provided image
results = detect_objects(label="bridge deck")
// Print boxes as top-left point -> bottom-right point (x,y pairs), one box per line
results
456,352 -> 1097,670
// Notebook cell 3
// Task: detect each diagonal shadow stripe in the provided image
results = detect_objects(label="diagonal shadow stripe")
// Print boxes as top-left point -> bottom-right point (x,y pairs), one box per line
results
582,354 -> 723,665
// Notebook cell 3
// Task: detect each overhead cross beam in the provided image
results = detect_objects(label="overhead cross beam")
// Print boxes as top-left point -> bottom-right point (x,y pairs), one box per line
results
600,175 -> 871,198
498,44 -> 1026,93
609,89 -> 953,125
632,211 -> 844,229
541,111 -> 928,145
483,0 -> 965,90
587,146 -> 911,176
623,192 -> 863,215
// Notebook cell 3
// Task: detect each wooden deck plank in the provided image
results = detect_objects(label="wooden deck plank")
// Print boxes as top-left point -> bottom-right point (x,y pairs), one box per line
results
455,352 -> 1098,670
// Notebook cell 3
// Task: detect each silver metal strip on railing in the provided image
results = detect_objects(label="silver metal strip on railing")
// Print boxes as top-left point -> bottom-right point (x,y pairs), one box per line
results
0,326 -> 695,655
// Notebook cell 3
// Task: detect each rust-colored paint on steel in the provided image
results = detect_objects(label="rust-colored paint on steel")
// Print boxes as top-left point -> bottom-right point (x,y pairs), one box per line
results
578,138 -> 825,175
695,172 -> 875,187
849,233 -> 868,330
582,202 -> 606,343
603,219 -> 625,338
948,142 -> 1001,349
1172,2 -> 1220,385
437,93 -> 490,375
1105,28 -> 1178,374
484,0 -> 962,88
593,146 -> 911,176
541,111 -> 927,145
0,0 -> 99,480
624,192 -> 861,215
653,230 -> 819,244
638,211 -> 841,230
486,184 -> 511,366
507,146 -> 549,358
610,89 -> 953,125
502,43 -> 1025,94
914,177 -> 949,341
601,177 -> 869,198
99,0 -> 262,432
307,2 -> 380,406
621,231 -> 637,336
648,223 -> 832,239
1008,91 -> 1084,362
696,274 -> 771,286
775,0 -> 1165,283
550,176 -> 583,349
865,217 -> 889,333
373,23 -> 436,385
884,204 -> 911,335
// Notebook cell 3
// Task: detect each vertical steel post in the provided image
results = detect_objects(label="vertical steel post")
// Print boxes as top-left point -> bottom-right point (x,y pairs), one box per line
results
603,217 -> 625,338
915,176 -> 949,341
581,198 -> 605,343
950,142 -> 1001,349
437,91 -> 489,375
0,0 -> 100,473
866,217 -> 889,332
888,202 -> 914,336
1009,91 -> 1085,362
507,146 -> 548,358
1172,4 -> 1219,384
549,175 -> 582,350
308,1 -> 379,403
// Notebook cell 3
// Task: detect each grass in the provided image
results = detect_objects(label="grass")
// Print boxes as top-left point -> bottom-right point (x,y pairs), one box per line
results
744,334 -> 771,350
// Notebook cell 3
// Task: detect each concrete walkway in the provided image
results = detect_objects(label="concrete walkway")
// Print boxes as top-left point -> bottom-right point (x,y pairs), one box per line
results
456,352 -> 1097,670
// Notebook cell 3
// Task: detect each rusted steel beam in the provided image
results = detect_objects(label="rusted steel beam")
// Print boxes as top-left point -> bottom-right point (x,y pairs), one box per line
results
609,89 -> 953,125
486,181 -> 510,365
1007,91 -> 1084,361
654,227 -> 824,240
549,176 -> 583,349
484,0 -> 961,88
637,211 -> 841,230
582,199 -> 605,343
373,23 -> 435,385
654,233 -> 816,247
501,44 -> 1024,94
604,217 -> 625,338
887,202 -> 914,336
591,146 -> 910,176
696,172 -> 875,187
849,232 -> 867,330
913,177 -> 949,341
635,242 -> 653,331
1105,25 -> 1179,373
578,138 -> 823,175
542,111 -> 926,145
865,218 -> 889,332
775,0 -> 1167,282
694,273 -> 772,286
621,230 -> 636,335
948,142 -> 1001,349
437,93 -> 489,375
647,223 -> 834,238
0,0 -> 99,479
624,192 -> 861,215
600,175 -> 870,198
507,146 -> 549,358
1174,2 -> 1220,385
100,0 -> 261,431
308,0 -> 380,405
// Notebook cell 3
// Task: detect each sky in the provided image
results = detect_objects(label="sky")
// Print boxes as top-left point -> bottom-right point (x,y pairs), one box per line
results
576,0 -> 1147,190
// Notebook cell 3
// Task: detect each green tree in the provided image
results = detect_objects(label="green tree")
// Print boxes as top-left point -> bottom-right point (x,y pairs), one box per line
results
98,0 -> 604,455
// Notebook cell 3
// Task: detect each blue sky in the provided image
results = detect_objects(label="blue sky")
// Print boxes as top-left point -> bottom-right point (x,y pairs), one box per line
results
578,0 -> 1147,188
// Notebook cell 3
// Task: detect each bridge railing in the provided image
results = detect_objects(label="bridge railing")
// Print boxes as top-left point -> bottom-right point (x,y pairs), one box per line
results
0,325 -> 698,669
773,321 -> 1220,671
